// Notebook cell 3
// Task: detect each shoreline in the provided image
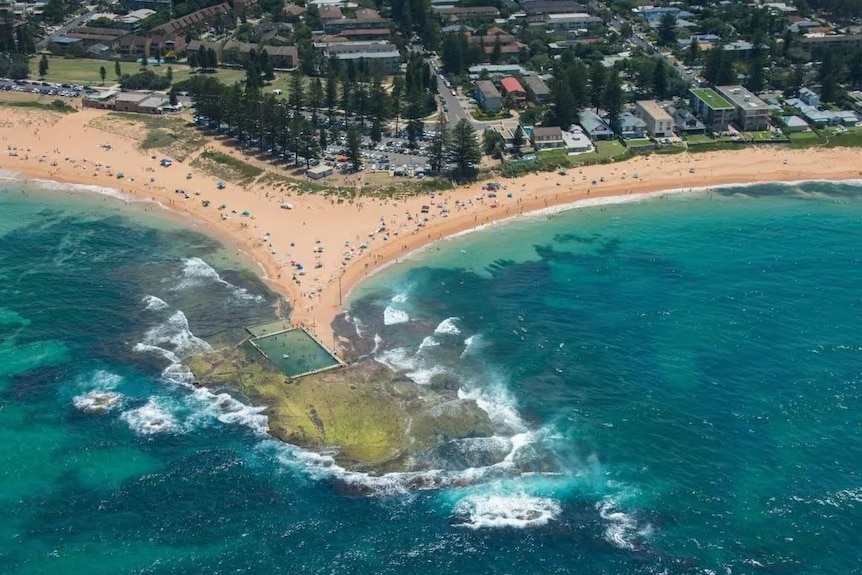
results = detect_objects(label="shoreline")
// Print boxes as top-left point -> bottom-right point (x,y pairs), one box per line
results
343,175 -> 862,299
2,105 -> 861,352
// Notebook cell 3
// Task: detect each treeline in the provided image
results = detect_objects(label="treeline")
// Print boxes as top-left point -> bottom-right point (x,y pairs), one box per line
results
187,75 -> 323,168
548,50 -> 684,130
0,10 -> 36,55
0,51 -> 28,79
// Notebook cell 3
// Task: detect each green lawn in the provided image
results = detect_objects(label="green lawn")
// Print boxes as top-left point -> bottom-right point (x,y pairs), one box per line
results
593,140 -> 628,161
690,88 -> 733,110
788,131 -> 822,143
685,133 -> 714,144
30,56 -> 245,87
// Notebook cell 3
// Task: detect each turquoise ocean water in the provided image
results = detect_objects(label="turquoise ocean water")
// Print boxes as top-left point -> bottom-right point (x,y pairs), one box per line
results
1,180 -> 860,574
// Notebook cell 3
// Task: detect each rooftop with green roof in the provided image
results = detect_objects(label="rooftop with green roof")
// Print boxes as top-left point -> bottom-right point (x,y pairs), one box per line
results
690,88 -> 734,110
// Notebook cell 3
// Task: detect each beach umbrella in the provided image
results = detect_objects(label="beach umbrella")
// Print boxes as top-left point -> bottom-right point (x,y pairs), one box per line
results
242,210 -> 250,217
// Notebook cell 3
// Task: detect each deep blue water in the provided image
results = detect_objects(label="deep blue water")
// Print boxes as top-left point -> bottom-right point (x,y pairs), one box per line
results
1,181 -> 860,574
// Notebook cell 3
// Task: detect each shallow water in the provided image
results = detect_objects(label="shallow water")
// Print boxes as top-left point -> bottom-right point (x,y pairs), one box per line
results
2,181 -> 861,574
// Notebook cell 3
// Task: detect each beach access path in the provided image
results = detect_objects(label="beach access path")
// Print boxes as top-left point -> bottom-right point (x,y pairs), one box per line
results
2,104 -> 861,353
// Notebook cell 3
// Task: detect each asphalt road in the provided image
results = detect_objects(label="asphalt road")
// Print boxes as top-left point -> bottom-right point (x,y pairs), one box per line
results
437,74 -> 468,126
37,9 -> 99,51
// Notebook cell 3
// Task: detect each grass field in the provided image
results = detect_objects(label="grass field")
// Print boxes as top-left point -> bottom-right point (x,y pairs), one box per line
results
592,140 -> 628,161
690,88 -> 733,110
0,97 -> 77,113
30,56 -> 246,87
190,150 -> 263,184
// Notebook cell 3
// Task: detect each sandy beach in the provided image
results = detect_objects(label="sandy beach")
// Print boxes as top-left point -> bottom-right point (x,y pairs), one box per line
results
2,103 -> 861,350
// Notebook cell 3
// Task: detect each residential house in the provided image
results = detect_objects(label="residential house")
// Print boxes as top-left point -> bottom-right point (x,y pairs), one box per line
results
316,40 -> 401,73
500,76 -> 526,107
786,98 -> 860,127
318,5 -> 343,21
670,107 -> 705,134
523,2 -> 586,16
676,33 -> 720,51
475,80 -> 502,113
715,85 -> 771,131
799,87 -> 820,108
150,3 -> 232,37
48,36 -> 83,55
722,40 -> 753,60
222,40 -> 298,68
800,33 -> 862,49
689,88 -> 735,133
562,126 -> 592,153
468,63 -> 532,78
545,12 -> 603,31
637,6 -> 694,28
467,27 -> 528,59
531,126 -> 564,150
117,35 -> 148,59
781,115 -> 808,132
116,9 -> 156,30
524,75 -> 550,104
617,112 -> 647,139
339,28 -> 391,40
579,110 -> 614,140
635,100 -> 674,138
283,4 -> 307,18
125,0 -> 171,11
433,5 -> 500,23
323,9 -> 388,33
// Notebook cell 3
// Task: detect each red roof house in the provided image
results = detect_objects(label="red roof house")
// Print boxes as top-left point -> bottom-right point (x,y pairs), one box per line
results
500,76 -> 527,106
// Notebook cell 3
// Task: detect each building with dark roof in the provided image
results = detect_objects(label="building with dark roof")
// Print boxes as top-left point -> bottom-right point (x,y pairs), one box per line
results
524,75 -> 550,103
531,126 -> 564,149
475,80 -> 502,113
150,3 -> 231,37
578,110 -> 614,140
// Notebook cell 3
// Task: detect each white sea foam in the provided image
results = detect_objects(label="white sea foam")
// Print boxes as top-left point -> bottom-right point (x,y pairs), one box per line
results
142,295 -> 169,311
83,369 -> 123,390
434,317 -> 461,336
461,334 -> 485,358
73,390 -> 125,414
187,387 -> 269,435
458,386 -> 526,434
454,493 -> 561,529
133,310 -> 212,384
418,336 -> 440,350
137,310 -> 213,358
383,306 -> 410,325
30,178 -> 129,201
598,496 -> 652,550
376,346 -> 446,385
350,314 -> 368,338
391,293 -> 408,304
174,257 -> 264,302
121,398 -> 178,435
371,333 -> 383,355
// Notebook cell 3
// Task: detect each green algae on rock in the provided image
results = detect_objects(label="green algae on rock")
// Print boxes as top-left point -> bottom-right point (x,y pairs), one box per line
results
184,346 -> 495,471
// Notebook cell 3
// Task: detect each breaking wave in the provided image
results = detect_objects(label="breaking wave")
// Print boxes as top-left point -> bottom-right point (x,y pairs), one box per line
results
598,495 -> 653,551
453,492 -> 561,529
434,317 -> 461,335
121,398 -> 178,435
133,310 -> 213,384
142,295 -> 169,311
73,390 -> 125,414
173,257 -> 264,302
72,370 -> 126,414
383,306 -> 409,325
